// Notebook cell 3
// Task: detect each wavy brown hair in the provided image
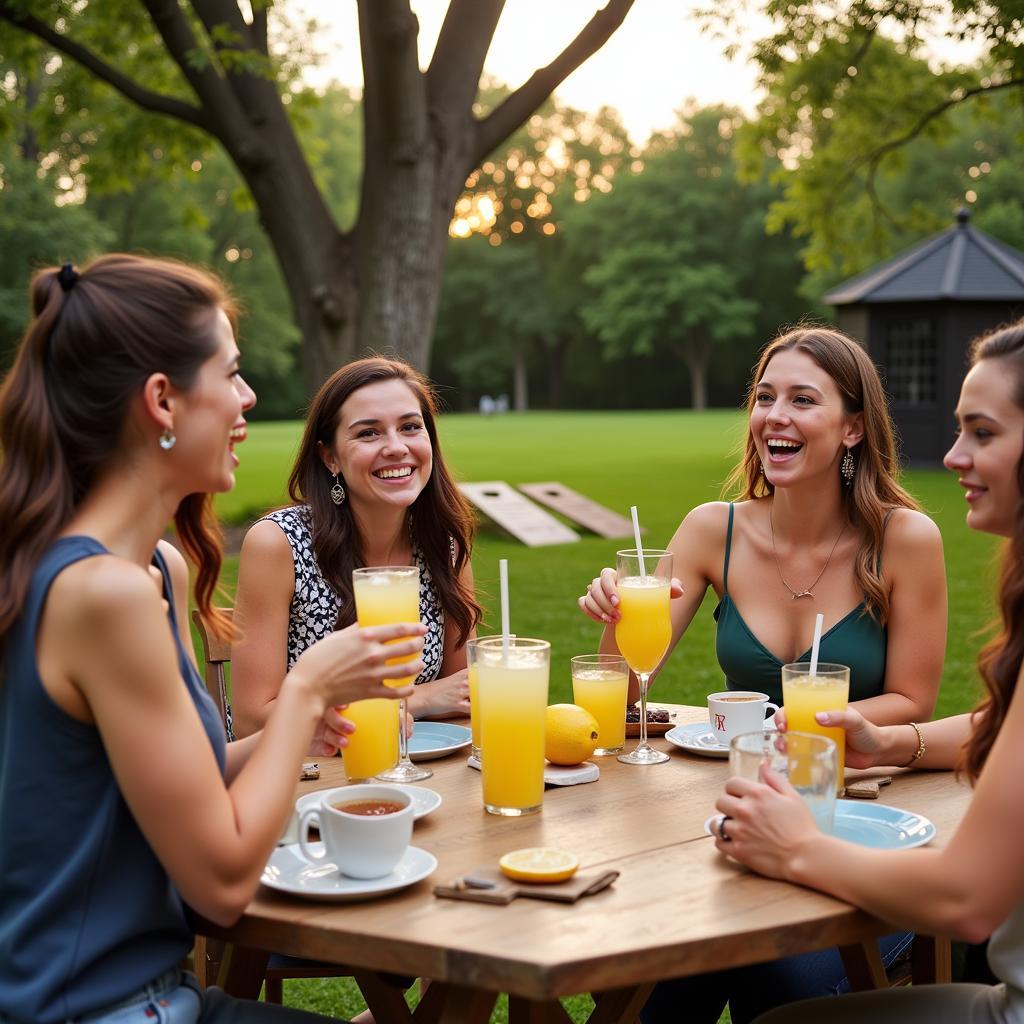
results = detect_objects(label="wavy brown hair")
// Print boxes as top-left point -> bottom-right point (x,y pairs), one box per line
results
724,326 -> 920,624
0,253 -> 236,653
962,320 -> 1024,783
287,357 -> 481,646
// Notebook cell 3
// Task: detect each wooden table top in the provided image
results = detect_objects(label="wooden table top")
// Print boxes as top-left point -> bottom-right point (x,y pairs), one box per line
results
199,705 -> 971,1001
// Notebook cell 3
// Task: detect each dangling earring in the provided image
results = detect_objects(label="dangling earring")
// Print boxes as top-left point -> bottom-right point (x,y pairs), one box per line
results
159,428 -> 176,451
841,447 -> 855,486
330,473 -> 346,506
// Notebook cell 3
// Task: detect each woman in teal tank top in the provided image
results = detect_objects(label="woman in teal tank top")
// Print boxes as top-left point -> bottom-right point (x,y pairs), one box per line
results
580,327 -> 947,1023
0,255 -> 423,1024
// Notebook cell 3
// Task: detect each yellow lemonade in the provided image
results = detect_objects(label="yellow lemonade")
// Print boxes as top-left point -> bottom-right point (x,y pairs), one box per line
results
341,698 -> 400,780
353,570 -> 420,687
783,673 -> 849,788
615,576 -> 671,674
468,663 -> 481,753
478,653 -> 549,815
572,668 -> 628,753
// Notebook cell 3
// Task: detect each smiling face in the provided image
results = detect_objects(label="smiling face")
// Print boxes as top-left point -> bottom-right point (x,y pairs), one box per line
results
171,308 -> 255,494
323,378 -> 433,512
750,348 -> 863,490
944,357 -> 1024,538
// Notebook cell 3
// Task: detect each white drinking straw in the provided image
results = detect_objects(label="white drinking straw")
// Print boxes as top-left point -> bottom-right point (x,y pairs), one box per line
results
499,558 -> 511,657
630,505 -> 646,579
809,612 -> 824,678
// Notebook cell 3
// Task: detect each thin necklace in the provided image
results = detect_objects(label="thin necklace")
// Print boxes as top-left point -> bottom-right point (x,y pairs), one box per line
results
768,502 -> 846,600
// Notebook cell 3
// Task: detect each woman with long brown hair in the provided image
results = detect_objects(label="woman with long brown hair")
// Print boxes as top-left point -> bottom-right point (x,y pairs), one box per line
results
579,326 -> 948,1022
715,319 -> 1024,1024
0,255 -> 421,1023
232,356 -> 481,743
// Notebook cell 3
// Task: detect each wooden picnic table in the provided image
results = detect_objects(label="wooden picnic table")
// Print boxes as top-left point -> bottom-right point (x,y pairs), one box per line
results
195,705 -> 972,1023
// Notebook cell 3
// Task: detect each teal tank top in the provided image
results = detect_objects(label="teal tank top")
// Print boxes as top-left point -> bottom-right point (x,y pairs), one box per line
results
713,504 -> 887,704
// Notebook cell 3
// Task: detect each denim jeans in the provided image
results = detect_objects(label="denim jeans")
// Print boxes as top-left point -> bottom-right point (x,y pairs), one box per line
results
64,969 -> 342,1023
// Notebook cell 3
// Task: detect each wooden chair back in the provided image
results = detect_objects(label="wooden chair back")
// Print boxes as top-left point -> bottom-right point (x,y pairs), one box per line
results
191,608 -> 232,733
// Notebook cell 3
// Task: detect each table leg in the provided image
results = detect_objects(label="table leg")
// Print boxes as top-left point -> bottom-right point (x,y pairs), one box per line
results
911,935 -> 952,984
839,942 -> 888,991
411,981 -> 497,1024
353,972 -> 415,1023
588,984 -> 655,1024
507,996 -> 573,1023
216,944 -> 269,1000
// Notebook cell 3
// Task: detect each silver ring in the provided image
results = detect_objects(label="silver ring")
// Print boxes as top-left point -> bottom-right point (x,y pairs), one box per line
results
717,815 -> 732,841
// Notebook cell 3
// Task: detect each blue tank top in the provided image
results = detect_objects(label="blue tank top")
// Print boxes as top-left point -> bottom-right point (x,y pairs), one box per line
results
713,504 -> 888,704
0,538 -> 227,1024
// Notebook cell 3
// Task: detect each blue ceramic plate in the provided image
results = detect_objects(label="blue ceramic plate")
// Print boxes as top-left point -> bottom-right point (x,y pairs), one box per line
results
704,801 -> 935,850
407,722 -> 472,762
832,799 -> 936,850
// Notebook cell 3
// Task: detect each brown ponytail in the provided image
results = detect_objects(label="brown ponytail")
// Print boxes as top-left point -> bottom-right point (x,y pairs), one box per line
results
0,254 -> 237,652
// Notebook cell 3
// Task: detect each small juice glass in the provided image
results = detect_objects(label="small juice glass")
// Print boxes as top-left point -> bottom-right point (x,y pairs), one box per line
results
466,634 -> 513,761
476,637 -> 550,816
571,653 -> 628,755
341,699 -> 400,781
782,662 -> 850,791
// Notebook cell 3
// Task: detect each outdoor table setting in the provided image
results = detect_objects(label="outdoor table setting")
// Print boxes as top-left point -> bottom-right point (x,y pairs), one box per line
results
194,535 -> 973,1024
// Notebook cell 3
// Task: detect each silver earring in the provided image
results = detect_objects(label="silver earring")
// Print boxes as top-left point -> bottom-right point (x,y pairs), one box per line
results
330,474 -> 346,506
841,448 -> 855,485
159,428 -> 176,451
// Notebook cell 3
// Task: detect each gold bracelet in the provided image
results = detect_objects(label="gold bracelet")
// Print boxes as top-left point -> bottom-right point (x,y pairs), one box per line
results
902,721 -> 926,767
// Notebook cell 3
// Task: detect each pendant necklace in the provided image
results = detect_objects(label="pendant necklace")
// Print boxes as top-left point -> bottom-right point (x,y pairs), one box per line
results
769,502 -> 846,600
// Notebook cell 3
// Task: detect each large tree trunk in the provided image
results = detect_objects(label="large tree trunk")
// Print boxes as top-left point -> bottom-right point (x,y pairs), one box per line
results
671,330 -> 710,410
513,347 -> 529,411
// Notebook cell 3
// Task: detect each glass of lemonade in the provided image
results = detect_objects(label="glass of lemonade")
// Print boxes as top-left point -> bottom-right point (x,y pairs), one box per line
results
475,637 -> 550,816
571,654 -> 628,755
340,699 -> 399,781
730,730 -> 838,833
466,634 -> 513,761
615,548 -> 673,766
782,662 -> 850,791
352,566 -> 431,783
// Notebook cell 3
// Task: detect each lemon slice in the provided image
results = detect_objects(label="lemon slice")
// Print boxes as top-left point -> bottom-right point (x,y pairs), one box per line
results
498,847 -> 580,884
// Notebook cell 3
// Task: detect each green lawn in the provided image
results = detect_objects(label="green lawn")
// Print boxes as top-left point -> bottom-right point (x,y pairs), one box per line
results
213,410 -> 997,1019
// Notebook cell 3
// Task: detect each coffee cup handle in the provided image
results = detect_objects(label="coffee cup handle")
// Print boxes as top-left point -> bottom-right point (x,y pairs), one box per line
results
765,702 -> 781,725
298,808 -> 324,863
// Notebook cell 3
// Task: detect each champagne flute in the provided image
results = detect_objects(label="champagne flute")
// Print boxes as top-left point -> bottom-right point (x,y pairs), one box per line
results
614,548 -> 673,765
352,566 -> 432,783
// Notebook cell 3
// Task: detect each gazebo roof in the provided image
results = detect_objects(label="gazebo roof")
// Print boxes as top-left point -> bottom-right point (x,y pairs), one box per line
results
825,209 -> 1024,306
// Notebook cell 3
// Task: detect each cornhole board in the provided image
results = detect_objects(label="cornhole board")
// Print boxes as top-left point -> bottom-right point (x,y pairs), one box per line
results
518,482 -> 641,539
459,482 -> 580,546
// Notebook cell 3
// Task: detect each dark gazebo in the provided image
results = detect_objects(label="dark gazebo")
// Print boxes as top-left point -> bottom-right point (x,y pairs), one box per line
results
825,209 -> 1024,464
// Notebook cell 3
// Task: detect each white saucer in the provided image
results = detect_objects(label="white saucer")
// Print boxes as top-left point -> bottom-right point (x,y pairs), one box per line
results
665,717 -> 775,759
262,843 -> 437,901
295,785 -> 441,822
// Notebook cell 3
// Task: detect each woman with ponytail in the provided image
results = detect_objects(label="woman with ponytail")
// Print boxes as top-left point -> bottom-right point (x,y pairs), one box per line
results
0,255 -> 422,1023
714,319 -> 1024,1024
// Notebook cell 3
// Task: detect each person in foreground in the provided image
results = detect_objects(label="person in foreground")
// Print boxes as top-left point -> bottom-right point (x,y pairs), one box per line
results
714,319 -> 1024,1024
0,255 -> 422,1023
579,327 -> 947,1023
231,357 -> 480,744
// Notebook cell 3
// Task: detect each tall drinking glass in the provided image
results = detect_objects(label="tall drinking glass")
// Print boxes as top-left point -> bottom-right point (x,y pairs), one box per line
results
782,662 -> 850,791
466,634 -> 512,761
476,637 -> 550,816
340,700 -> 399,781
352,566 -> 431,783
615,548 -> 673,765
571,654 -> 628,755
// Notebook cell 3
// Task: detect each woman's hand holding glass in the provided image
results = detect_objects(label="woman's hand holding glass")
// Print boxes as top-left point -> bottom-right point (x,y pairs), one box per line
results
773,706 -> 895,770
578,567 -> 685,624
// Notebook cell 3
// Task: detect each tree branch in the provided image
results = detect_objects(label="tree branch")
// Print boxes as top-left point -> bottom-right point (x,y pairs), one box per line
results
426,0 -> 503,117
0,1 -> 210,131
358,0 -> 427,164
472,0 -> 636,167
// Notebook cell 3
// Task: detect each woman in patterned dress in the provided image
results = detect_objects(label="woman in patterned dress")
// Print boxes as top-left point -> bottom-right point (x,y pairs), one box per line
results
232,357 -> 481,747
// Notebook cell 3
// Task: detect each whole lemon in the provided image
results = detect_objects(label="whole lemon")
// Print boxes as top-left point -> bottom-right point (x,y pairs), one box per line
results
545,704 -> 600,765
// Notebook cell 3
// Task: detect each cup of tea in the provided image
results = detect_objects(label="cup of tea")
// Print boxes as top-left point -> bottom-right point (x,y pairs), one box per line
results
707,690 -> 779,746
298,784 -> 414,879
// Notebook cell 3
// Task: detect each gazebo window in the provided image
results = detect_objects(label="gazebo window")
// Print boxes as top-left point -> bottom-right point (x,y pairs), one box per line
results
886,320 -> 936,405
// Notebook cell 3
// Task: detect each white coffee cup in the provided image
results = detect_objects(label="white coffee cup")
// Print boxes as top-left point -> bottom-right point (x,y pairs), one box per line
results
707,690 -> 780,746
298,784 -> 414,879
